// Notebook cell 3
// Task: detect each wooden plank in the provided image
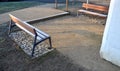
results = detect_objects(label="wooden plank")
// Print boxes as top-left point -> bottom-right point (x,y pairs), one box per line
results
9,14 -> 35,35
9,14 -> 50,41
78,9 -> 107,17
82,3 -> 108,13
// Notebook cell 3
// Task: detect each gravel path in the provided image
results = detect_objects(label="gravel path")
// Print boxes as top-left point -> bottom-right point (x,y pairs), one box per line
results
9,31 -> 54,58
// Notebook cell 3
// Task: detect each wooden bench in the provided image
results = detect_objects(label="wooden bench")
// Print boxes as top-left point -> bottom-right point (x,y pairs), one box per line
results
8,14 -> 52,57
77,3 -> 109,18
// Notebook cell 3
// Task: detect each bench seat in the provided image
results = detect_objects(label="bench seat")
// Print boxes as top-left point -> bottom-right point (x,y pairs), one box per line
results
22,22 -> 50,41
78,9 -> 107,17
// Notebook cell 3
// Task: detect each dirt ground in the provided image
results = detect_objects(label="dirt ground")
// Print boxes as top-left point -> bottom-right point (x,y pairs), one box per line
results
32,15 -> 120,71
0,20 -> 90,71
1,14 -> 120,71
1,0 -> 120,71
0,14 -> 103,71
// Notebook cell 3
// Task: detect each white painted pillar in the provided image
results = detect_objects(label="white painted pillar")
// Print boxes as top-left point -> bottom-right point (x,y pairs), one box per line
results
100,0 -> 120,67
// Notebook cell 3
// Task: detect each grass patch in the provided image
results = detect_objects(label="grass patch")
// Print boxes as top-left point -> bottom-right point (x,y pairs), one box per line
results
0,2 -> 44,14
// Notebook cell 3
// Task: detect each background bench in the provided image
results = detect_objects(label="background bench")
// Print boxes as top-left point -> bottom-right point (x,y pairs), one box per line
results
8,14 -> 52,57
77,3 -> 109,18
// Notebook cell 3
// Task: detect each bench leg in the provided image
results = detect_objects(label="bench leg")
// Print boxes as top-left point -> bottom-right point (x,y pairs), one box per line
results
31,35 -> 37,57
31,44 -> 36,57
77,11 -> 79,16
8,20 -> 12,35
48,37 -> 52,49
8,20 -> 15,35
31,36 -> 52,57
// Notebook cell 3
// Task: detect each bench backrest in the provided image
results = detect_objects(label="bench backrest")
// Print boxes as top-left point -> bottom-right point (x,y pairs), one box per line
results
9,14 -> 35,36
9,14 -> 50,40
82,3 -> 108,13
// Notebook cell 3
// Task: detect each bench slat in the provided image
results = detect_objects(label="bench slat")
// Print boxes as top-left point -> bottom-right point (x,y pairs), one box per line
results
9,14 -> 49,41
9,14 -> 35,35
77,3 -> 108,17
78,9 -> 107,17
23,22 -> 50,38
82,3 -> 108,13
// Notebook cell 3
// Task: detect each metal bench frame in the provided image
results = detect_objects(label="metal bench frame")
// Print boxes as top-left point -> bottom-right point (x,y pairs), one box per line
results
8,14 -> 52,57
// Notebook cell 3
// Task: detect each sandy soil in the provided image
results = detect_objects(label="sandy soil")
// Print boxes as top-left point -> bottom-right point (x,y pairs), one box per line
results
34,15 -> 105,48
32,15 -> 120,71
33,15 -> 107,71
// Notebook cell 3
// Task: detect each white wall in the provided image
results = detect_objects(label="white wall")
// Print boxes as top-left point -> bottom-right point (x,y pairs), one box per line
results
100,0 -> 120,66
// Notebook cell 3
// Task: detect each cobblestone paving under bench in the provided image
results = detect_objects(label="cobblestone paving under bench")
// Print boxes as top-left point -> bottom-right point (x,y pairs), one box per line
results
9,31 -> 54,58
